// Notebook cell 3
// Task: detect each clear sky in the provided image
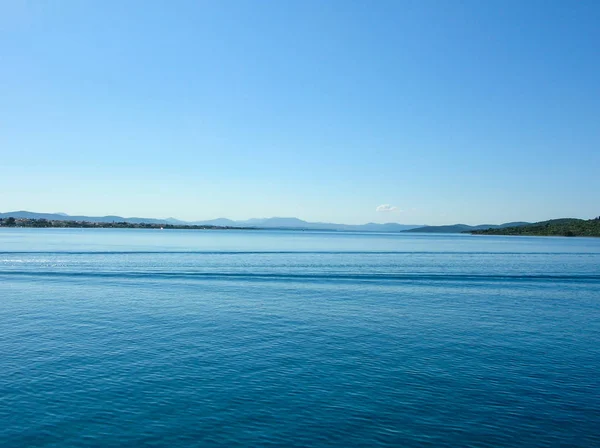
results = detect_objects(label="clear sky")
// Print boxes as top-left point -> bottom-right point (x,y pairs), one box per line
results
1,0 -> 599,225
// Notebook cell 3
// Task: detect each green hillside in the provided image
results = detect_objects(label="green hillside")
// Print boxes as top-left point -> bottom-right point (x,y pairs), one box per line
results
469,218 -> 600,237
405,222 -> 530,233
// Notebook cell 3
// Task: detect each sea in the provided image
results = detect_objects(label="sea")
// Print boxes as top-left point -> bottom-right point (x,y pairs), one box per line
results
1,228 -> 599,447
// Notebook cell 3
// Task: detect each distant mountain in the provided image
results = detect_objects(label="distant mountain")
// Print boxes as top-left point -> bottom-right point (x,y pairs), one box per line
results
470,218 -> 600,237
0,211 -> 422,232
191,218 -> 239,227
404,222 -> 531,233
217,217 -> 420,232
193,217 -> 421,232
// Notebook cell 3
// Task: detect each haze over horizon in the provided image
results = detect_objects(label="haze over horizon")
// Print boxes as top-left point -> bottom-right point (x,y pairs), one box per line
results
2,1 -> 599,226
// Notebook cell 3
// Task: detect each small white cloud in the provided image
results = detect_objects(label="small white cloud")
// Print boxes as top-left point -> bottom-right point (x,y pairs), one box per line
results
376,204 -> 399,212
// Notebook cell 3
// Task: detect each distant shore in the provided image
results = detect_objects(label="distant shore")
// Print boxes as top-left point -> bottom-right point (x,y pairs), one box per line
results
0,217 -> 258,231
3,216 -> 599,237
468,218 -> 600,238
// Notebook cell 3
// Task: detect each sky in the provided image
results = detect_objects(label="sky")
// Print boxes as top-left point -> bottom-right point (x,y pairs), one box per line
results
1,0 -> 599,225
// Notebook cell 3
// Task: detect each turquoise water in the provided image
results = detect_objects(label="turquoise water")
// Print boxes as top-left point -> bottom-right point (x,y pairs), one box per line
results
1,229 -> 599,447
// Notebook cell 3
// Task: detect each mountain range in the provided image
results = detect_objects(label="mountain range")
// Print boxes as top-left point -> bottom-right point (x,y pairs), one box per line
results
0,211 -> 422,232
0,211 -> 533,233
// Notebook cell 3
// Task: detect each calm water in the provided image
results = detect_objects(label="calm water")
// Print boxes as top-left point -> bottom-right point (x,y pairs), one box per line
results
1,229 -> 599,447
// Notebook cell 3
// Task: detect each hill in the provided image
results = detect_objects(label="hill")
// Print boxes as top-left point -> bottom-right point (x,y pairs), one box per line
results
469,218 -> 600,237
404,222 -> 531,233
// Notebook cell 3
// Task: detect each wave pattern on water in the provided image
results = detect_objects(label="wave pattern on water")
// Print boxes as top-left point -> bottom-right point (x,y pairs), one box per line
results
2,269 -> 600,284
2,250 -> 600,255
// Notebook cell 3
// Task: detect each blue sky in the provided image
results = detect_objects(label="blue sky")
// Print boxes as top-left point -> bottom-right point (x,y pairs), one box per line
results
1,0 -> 599,225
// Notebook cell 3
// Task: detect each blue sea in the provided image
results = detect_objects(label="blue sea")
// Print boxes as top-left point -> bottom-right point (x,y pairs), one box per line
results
1,229 -> 599,447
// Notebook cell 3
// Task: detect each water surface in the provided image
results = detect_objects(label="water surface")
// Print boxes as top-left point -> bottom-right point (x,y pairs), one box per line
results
1,229 -> 599,447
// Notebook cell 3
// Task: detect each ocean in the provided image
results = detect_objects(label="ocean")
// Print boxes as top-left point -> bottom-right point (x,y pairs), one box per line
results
1,228 -> 599,447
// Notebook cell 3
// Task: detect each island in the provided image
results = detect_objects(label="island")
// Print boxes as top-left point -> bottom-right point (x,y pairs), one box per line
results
468,218 -> 600,237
